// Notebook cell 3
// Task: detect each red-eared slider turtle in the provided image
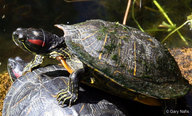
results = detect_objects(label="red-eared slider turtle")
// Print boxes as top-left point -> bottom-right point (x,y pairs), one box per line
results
3,56 -> 127,116
12,19 -> 190,106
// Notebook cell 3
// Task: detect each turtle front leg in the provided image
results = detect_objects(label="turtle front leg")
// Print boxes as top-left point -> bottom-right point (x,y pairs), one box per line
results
50,49 -> 84,106
22,54 -> 44,74
57,68 -> 84,107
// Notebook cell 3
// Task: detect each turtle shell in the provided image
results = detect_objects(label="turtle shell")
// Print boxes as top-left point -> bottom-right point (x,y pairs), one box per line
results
3,63 -> 127,116
58,19 -> 190,99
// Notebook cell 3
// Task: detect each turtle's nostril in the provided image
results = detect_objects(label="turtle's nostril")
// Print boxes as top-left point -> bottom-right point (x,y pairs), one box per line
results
13,28 -> 25,39
13,31 -> 19,37
13,33 -> 18,39
13,33 -> 19,40
13,31 -> 25,41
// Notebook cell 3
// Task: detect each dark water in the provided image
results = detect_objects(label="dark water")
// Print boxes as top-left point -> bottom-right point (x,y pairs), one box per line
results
0,0 -> 192,115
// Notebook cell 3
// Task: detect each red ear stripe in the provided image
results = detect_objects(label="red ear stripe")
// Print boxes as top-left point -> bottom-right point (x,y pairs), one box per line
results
28,39 -> 45,47
12,69 -> 21,78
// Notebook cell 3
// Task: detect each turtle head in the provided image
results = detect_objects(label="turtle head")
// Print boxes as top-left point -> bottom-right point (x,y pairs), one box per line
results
7,56 -> 27,81
12,28 -> 64,54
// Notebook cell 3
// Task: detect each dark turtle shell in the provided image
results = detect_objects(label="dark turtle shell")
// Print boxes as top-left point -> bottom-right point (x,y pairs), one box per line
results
3,58 -> 127,116
57,19 -> 190,99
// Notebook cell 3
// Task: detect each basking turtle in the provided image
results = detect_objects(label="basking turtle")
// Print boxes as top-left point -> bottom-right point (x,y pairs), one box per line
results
3,56 -> 127,116
12,19 -> 190,106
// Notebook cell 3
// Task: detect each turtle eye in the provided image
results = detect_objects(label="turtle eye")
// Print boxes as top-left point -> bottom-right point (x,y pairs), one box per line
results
28,39 -> 45,47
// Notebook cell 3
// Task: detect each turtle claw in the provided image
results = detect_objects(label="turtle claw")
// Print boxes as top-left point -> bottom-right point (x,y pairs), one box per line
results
57,88 -> 78,107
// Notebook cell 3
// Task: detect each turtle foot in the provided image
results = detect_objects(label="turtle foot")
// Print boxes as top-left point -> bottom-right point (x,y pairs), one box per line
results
56,69 -> 83,107
57,88 -> 78,107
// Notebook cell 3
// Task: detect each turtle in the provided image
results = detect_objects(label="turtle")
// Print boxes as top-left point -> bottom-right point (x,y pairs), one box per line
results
12,19 -> 190,106
3,56 -> 128,116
